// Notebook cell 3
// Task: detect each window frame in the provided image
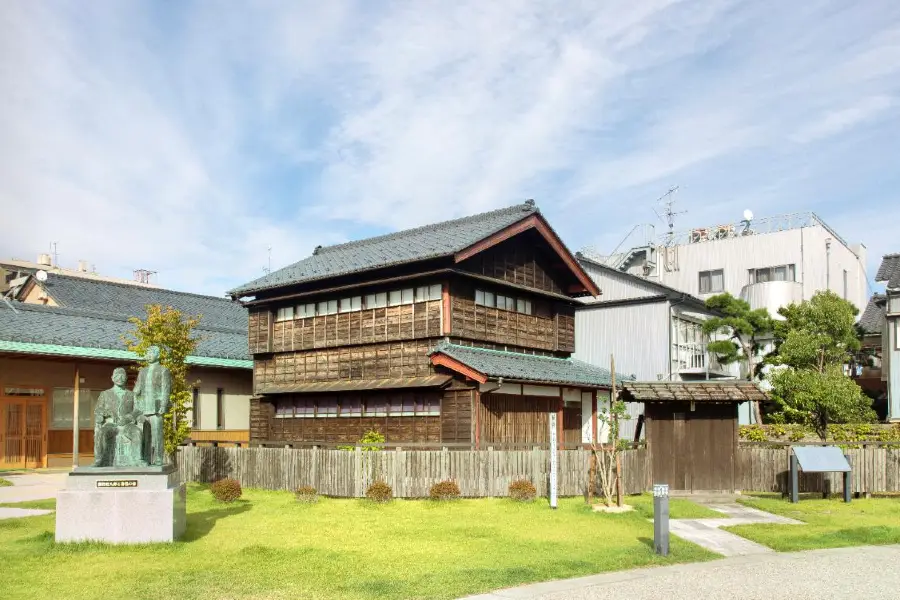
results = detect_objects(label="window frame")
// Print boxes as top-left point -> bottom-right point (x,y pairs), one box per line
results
699,269 -> 725,294
192,388 -> 200,429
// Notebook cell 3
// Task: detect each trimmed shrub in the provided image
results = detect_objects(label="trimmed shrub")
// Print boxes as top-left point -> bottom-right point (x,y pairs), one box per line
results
366,480 -> 393,503
295,485 -> 318,503
429,480 -> 461,501
508,479 -> 537,502
210,478 -> 242,503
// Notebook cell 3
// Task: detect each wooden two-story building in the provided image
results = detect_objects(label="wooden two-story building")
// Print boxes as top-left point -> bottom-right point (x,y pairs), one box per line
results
229,201 -> 621,446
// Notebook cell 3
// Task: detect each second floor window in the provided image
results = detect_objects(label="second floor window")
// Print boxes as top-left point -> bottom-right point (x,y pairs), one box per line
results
748,264 -> 795,284
475,289 -> 534,315
698,269 -> 724,294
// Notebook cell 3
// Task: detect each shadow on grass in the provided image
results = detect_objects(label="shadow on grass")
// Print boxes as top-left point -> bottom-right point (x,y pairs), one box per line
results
182,501 -> 252,542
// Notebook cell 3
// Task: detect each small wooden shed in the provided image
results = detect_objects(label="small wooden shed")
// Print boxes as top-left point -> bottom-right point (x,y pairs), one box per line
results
621,381 -> 768,493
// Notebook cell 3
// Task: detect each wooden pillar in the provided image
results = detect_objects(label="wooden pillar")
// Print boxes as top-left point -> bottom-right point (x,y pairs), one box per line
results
441,281 -> 451,335
473,390 -> 481,450
72,364 -> 80,469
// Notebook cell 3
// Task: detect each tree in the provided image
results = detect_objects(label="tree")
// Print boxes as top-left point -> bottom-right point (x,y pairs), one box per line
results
771,290 -> 861,371
123,305 -> 201,460
769,366 -> 876,440
766,291 -> 874,438
589,400 -> 629,507
702,293 -> 774,422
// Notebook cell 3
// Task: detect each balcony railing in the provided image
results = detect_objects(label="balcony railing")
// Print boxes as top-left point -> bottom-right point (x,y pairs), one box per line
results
673,342 -> 726,374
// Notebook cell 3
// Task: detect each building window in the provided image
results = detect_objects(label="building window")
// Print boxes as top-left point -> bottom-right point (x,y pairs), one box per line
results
295,398 -> 315,418
416,284 -> 442,301
275,400 -> 293,418
216,388 -> 225,430
192,388 -> 200,429
340,397 -> 362,417
3,387 -> 44,397
748,264 -> 795,284
400,288 -> 414,304
475,289 -> 535,315
516,298 -> 533,315
388,290 -> 402,306
699,269 -> 724,294
339,296 -> 362,313
318,398 -> 338,417
275,306 -> 294,322
366,292 -> 388,309
296,303 -> 316,318
50,388 -> 102,429
317,300 -> 338,315
364,397 -> 388,417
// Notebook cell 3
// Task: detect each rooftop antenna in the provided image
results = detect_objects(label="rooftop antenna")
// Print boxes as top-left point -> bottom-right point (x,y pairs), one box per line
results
263,246 -> 272,275
653,186 -> 685,246
51,242 -> 59,268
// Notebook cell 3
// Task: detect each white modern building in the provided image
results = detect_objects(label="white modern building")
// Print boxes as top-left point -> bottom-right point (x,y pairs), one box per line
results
600,212 -> 867,318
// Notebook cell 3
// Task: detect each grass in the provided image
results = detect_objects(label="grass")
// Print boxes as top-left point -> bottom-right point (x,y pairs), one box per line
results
0,486 -> 717,600
0,478 -> 12,487
626,494 -> 724,519
725,493 -> 900,552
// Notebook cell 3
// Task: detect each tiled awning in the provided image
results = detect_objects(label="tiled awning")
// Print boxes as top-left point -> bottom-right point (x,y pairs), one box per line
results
620,381 -> 768,403
256,375 -> 452,395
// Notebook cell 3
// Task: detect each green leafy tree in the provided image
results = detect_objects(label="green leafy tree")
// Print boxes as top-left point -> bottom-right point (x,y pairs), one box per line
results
589,400 -> 630,507
702,293 -> 774,422
771,290 -> 861,371
766,291 -> 873,437
123,305 -> 201,460
769,366 -> 876,440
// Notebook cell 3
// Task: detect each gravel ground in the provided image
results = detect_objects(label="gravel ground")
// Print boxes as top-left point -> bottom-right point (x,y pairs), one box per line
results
463,545 -> 900,600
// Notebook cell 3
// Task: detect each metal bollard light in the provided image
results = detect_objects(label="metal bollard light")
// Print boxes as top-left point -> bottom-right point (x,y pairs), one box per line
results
653,483 -> 669,556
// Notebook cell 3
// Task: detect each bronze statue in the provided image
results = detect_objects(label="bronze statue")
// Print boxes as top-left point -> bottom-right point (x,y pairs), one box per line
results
93,368 -> 140,467
134,345 -> 172,467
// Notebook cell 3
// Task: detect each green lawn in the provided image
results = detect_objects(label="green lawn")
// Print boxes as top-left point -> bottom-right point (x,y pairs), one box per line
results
0,486 -> 717,600
725,493 -> 900,551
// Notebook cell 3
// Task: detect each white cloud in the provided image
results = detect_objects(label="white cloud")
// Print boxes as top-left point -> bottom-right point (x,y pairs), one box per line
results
791,96 -> 895,144
0,1 -> 898,296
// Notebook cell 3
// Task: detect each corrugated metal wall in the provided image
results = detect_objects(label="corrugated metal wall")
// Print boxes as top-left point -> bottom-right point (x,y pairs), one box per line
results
574,300 -> 670,440
579,262 -> 661,302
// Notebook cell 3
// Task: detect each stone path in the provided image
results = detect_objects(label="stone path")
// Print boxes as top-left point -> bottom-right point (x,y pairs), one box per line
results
0,471 -> 66,504
0,507 -> 53,520
668,502 -> 803,557
463,545 -> 900,600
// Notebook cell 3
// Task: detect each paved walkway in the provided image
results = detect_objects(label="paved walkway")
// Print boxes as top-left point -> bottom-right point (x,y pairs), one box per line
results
0,507 -> 53,520
463,545 -> 900,600
0,471 -> 66,503
668,503 -> 802,556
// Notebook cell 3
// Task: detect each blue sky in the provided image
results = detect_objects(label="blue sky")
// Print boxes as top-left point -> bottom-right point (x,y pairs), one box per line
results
1,1 -> 898,298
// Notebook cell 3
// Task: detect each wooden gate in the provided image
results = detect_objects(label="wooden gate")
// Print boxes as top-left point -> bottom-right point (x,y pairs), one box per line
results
646,401 -> 737,492
0,398 -> 47,469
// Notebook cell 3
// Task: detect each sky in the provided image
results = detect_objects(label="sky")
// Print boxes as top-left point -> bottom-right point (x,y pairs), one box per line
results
1,1 -> 898,299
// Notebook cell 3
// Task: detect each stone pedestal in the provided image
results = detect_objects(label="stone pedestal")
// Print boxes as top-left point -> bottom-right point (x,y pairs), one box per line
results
55,465 -> 186,544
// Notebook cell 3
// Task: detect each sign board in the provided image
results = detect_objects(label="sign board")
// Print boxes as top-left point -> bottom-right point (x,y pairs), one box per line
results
549,412 -> 558,509
793,446 -> 851,473
97,480 -> 138,488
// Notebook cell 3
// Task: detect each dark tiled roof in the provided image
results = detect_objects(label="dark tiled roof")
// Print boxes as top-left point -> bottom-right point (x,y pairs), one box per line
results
621,381 -> 768,403
0,302 -> 249,361
859,294 -> 886,335
876,253 -> 900,289
429,342 -> 630,388
38,273 -> 246,331
230,202 -> 539,297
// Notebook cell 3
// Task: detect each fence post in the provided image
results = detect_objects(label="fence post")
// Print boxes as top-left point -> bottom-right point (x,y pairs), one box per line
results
531,446 -> 540,493
488,446 -> 495,497
312,446 -> 319,491
354,447 -> 363,498
394,447 -> 402,497
441,447 -> 449,481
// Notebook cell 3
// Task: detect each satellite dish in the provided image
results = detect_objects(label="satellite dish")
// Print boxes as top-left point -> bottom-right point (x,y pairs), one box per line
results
35,270 -> 48,282
743,209 -> 754,221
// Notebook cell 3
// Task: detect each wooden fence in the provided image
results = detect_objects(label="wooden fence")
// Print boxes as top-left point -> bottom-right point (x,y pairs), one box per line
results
737,444 -> 900,495
177,445 -> 651,498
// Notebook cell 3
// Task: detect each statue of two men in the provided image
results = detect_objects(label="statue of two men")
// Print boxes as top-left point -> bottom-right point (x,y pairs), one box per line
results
93,346 -> 172,468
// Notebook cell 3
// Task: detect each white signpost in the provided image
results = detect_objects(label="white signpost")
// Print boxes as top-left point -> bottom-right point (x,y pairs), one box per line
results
549,412 -> 558,509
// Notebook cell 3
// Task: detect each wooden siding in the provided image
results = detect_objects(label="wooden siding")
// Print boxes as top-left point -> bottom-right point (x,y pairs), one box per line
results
248,309 -> 271,354
478,393 -> 580,445
254,340 -> 439,388
177,445 -> 651,497
450,279 -> 568,352
459,234 -> 567,294
441,388 -> 473,444
646,401 -> 737,492
48,429 -> 94,455
270,415 -> 441,444
266,300 -> 442,354
190,429 -> 250,442
250,397 -> 273,442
